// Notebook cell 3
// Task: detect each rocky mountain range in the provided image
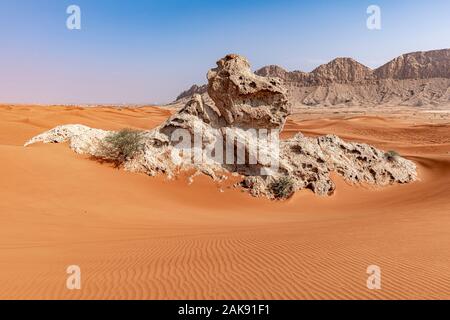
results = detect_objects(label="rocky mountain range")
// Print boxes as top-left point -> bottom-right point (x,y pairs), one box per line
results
173,49 -> 450,107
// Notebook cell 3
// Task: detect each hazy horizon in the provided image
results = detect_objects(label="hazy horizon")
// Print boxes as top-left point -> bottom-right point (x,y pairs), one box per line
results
1,0 -> 449,105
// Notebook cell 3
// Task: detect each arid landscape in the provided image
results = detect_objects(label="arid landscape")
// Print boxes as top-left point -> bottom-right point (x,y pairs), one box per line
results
1,99 -> 449,299
2,0 -> 450,308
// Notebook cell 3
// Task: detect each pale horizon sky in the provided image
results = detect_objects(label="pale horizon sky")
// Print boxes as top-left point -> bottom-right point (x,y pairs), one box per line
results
0,0 -> 449,105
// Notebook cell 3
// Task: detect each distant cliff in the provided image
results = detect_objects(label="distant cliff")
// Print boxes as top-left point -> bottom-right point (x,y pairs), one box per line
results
171,49 -> 450,107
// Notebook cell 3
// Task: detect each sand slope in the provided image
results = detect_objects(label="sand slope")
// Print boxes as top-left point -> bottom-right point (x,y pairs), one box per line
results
0,105 -> 449,299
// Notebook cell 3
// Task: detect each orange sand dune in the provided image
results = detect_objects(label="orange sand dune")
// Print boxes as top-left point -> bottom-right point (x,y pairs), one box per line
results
0,105 -> 449,299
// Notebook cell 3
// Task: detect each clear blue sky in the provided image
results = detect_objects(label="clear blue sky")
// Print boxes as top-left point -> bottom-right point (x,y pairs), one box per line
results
0,0 -> 449,104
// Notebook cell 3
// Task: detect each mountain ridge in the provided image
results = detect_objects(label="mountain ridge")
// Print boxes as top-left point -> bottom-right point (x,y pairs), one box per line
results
173,49 -> 450,107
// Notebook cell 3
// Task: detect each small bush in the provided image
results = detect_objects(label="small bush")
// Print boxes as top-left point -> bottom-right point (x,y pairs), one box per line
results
98,129 -> 145,167
384,150 -> 400,162
270,176 -> 295,199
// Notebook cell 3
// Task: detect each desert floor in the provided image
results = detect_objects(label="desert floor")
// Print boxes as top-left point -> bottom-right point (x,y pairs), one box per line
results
0,104 -> 449,299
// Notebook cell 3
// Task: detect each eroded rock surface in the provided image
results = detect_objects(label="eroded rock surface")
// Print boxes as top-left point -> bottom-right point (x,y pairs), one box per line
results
24,124 -> 109,155
244,133 -> 416,198
25,54 -> 417,199
207,54 -> 291,129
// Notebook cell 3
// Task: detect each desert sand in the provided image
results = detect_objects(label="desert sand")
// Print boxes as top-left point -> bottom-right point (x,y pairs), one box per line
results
0,104 -> 449,299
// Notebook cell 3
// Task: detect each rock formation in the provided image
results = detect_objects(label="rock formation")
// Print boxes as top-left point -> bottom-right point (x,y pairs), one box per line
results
375,49 -> 450,80
25,54 -> 417,199
171,48 -> 450,108
207,54 -> 291,129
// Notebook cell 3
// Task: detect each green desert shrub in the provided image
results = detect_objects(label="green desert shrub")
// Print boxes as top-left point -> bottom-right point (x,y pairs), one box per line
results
98,129 -> 145,167
270,176 -> 295,199
384,150 -> 400,162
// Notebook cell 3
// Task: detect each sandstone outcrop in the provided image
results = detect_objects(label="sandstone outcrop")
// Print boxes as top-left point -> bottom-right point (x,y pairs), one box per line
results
25,54 -> 418,199
245,133 -> 416,197
24,124 -> 109,155
207,54 -> 291,129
